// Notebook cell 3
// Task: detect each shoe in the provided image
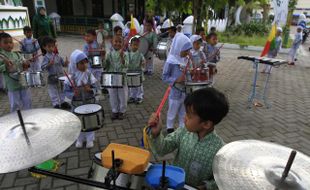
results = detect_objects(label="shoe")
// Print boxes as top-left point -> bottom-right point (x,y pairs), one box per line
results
61,102 -> 71,109
288,62 -> 295,65
75,140 -> 83,148
53,105 -> 60,109
143,71 -> 148,74
135,98 -> 143,104
86,141 -> 94,148
167,128 -> 174,134
146,71 -> 153,76
128,97 -> 135,104
111,113 -> 118,120
118,113 -> 125,120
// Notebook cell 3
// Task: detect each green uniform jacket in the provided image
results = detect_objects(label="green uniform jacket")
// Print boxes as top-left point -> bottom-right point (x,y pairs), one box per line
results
149,127 -> 224,189
32,14 -> 56,39
0,49 -> 25,91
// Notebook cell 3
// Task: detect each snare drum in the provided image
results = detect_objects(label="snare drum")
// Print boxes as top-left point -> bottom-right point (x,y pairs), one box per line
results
138,36 -> 150,57
191,67 -> 209,82
25,72 -> 45,87
126,72 -> 142,87
185,81 -> 211,94
58,76 -> 67,91
101,72 -> 124,88
156,39 -> 168,60
91,56 -> 103,68
88,153 -> 198,190
73,104 -> 104,132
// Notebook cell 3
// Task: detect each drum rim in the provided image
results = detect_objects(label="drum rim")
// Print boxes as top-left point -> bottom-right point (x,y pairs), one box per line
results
185,81 -> 211,85
101,71 -> 125,74
73,103 -> 103,115
126,73 -> 141,76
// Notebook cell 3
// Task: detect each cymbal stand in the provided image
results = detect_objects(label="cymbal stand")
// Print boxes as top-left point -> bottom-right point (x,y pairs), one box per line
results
17,110 -> 31,145
275,150 -> 297,190
159,160 -> 168,190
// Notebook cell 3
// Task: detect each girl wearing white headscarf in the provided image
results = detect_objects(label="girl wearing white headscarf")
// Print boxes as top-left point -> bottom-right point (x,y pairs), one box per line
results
162,32 -> 192,133
288,26 -> 303,65
66,50 -> 98,148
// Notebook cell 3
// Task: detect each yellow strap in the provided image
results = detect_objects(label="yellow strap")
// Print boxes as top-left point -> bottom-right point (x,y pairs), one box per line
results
143,126 -> 150,149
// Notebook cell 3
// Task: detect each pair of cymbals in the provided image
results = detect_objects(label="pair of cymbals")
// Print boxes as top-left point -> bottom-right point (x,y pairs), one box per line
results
0,109 -> 81,174
213,140 -> 310,190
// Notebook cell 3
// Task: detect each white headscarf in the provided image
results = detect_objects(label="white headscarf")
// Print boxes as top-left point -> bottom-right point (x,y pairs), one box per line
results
67,50 -> 97,86
166,32 -> 192,66
69,50 -> 84,74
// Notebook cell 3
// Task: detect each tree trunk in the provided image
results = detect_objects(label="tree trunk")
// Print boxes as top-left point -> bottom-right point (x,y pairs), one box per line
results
262,4 -> 270,23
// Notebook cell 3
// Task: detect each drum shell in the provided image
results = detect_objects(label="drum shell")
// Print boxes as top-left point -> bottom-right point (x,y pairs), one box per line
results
101,72 -> 124,88
88,153 -> 198,190
126,72 -> 142,87
88,153 -> 148,190
156,40 -> 167,60
185,82 -> 211,94
25,72 -> 45,87
91,56 -> 103,68
17,72 -> 28,87
138,37 -> 150,56
73,104 -> 104,132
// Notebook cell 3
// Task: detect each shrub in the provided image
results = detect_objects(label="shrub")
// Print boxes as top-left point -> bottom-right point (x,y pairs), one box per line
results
227,21 -> 270,36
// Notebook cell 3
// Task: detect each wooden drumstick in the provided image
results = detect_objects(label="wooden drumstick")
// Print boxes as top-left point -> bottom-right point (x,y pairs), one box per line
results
64,70 -> 78,95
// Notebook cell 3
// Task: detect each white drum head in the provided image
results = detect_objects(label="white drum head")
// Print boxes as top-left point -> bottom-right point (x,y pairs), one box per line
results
58,76 -> 67,81
74,104 -> 102,114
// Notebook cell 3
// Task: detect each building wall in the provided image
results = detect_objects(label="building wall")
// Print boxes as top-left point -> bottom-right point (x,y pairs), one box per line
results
72,0 -> 92,16
103,0 -> 113,17
45,0 -> 57,14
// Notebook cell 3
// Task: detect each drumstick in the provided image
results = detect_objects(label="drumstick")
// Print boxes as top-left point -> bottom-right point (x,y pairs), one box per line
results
25,53 -> 43,62
64,70 -> 78,95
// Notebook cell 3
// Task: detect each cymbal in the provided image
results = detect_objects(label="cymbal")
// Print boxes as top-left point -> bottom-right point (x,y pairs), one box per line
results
213,140 -> 310,190
0,109 -> 81,174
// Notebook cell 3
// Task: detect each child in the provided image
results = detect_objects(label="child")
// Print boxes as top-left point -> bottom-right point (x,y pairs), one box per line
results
148,88 -> 228,190
205,33 -> 220,85
288,26 -> 303,65
0,33 -> 32,112
20,26 -> 41,86
262,27 -> 282,73
68,50 -> 97,148
103,36 -> 128,120
190,34 -> 207,69
41,36 -> 71,109
126,37 -> 145,104
196,28 -> 208,56
144,19 -> 158,75
113,26 -> 123,37
83,29 -> 103,92
162,32 -> 192,134
96,22 -> 109,49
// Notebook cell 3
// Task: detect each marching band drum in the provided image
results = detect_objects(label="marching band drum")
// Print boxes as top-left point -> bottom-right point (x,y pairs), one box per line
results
101,72 -> 124,88
10,71 -> 45,88
126,72 -> 142,87
73,104 -> 104,132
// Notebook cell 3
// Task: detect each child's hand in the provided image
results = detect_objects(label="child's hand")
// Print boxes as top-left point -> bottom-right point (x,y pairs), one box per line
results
48,60 -> 54,66
3,58 -> 13,68
83,84 -> 92,92
64,57 -> 69,67
175,75 -> 185,83
148,113 -> 162,137
22,61 -> 30,70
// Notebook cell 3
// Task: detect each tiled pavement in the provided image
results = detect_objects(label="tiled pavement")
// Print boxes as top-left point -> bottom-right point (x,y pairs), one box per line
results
1,35 -> 310,190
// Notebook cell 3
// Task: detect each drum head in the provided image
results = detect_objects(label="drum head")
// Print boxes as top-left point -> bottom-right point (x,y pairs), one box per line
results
58,76 -> 67,81
138,37 -> 149,56
74,104 -> 102,114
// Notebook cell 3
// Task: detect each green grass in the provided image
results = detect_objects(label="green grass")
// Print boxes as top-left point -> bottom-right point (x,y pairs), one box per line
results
218,32 -> 292,48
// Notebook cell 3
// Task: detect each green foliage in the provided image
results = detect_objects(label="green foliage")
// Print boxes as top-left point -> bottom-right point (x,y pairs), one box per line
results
218,32 -> 292,47
227,21 -> 270,36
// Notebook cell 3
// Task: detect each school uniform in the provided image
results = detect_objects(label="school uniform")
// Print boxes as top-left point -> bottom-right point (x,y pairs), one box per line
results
205,44 -> 220,85
41,52 -> 66,107
83,41 -> 103,90
288,31 -> 303,63
263,36 -> 282,73
66,50 -> 98,147
103,49 -> 128,114
163,33 -> 192,130
0,49 -> 32,112
144,32 -> 158,74
125,51 -> 145,101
